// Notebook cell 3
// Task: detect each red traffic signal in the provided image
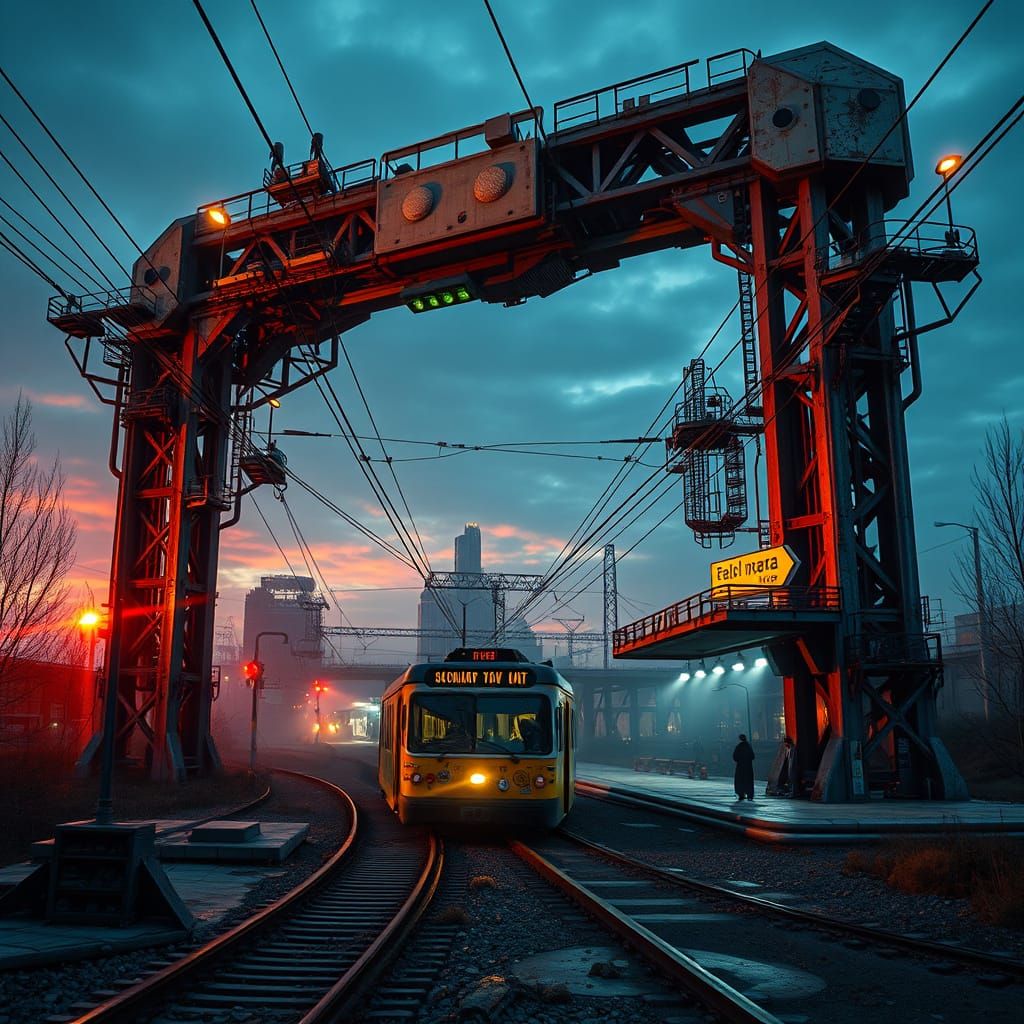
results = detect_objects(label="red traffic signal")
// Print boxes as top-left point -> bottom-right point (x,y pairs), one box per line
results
313,680 -> 327,694
243,660 -> 265,686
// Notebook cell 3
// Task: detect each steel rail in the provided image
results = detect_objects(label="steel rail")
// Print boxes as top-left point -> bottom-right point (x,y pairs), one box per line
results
297,831 -> 443,1023
559,826 -> 1024,978
69,769 -> 358,1023
510,839 -> 783,1024
154,777 -> 272,839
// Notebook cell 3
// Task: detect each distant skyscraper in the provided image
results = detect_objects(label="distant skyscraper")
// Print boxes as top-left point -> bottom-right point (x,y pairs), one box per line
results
455,522 -> 481,574
416,523 -> 540,662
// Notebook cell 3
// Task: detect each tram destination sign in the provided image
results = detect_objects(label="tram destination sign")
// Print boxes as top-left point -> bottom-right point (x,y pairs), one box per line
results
427,668 -> 535,687
710,544 -> 799,595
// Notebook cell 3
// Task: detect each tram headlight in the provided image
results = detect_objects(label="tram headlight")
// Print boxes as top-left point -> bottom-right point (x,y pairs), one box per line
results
534,775 -> 546,789
497,778 -> 510,792
470,772 -> 486,785
411,772 -> 423,784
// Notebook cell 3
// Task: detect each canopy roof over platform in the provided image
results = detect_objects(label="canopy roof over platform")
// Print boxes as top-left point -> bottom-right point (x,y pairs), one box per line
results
613,586 -> 841,660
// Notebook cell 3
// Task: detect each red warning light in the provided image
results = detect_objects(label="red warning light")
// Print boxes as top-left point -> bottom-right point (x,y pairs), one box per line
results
243,660 -> 264,686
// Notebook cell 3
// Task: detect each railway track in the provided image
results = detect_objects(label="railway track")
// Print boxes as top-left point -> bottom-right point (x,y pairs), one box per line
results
65,770 -> 441,1024
559,826 -> 1024,978
511,831 -> 1022,1024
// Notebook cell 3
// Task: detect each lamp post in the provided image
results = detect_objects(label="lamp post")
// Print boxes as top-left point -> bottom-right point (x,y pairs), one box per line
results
453,595 -> 484,646
249,631 -> 288,771
934,154 -> 962,246
934,521 -> 988,719
78,610 -> 100,673
267,397 -> 281,443
714,680 -> 752,740
78,610 -> 103,732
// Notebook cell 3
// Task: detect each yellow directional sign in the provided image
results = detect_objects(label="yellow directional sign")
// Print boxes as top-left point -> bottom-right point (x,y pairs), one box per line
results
710,544 -> 800,595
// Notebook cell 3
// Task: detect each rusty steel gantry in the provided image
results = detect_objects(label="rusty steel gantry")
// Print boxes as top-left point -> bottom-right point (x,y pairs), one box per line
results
48,42 -> 979,798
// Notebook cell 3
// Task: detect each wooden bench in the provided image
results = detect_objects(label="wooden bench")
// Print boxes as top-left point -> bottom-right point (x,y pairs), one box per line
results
633,757 -> 708,779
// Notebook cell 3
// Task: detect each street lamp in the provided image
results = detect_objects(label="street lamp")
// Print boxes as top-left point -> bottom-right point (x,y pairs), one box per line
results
452,595 -> 485,646
714,680 -> 752,741
267,397 -> 281,442
934,154 -> 962,245
934,521 -> 989,719
78,610 -> 101,671
205,205 -> 231,228
78,610 -> 104,729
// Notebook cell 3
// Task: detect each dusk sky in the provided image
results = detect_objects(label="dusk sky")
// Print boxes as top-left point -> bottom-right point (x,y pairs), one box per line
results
0,1 -> 1020,664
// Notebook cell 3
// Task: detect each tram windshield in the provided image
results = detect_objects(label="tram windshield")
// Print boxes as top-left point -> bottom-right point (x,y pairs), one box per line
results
408,693 -> 553,755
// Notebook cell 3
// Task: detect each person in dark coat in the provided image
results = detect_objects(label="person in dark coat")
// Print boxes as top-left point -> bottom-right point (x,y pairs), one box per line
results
732,734 -> 755,800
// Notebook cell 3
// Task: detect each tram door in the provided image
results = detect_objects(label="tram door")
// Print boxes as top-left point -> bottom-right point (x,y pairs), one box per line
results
390,700 -> 402,804
562,700 -> 573,813
380,697 -> 400,806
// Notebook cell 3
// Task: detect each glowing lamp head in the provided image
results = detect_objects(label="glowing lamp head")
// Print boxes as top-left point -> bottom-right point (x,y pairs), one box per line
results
469,772 -> 486,785
695,669 -> 707,679
755,657 -> 769,669
732,661 -> 745,672
78,611 -> 100,628
712,664 -> 726,676
678,672 -> 691,682
312,722 -> 320,734
935,154 -> 962,177
206,206 -> 231,227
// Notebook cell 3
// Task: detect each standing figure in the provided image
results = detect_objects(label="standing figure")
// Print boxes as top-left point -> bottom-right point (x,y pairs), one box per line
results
783,736 -> 797,796
732,733 -> 755,801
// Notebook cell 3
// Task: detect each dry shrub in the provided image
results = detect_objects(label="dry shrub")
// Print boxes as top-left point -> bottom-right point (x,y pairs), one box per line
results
469,874 -> 498,890
967,841 -> 1024,928
845,836 -> 1024,929
886,846 -> 968,898
436,905 -> 471,925
843,848 -> 892,879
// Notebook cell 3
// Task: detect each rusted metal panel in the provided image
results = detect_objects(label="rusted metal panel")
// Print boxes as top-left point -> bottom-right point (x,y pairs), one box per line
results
375,139 -> 538,255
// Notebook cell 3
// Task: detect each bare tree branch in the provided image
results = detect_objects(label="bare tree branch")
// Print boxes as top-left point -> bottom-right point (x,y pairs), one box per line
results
952,417 -> 1024,773
0,395 -> 79,717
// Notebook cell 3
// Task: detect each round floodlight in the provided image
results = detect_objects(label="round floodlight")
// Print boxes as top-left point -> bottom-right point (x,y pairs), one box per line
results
401,184 -> 435,222
473,164 -> 511,203
712,664 -> 726,676
755,657 -> 768,669
732,661 -> 745,672
695,669 -> 707,679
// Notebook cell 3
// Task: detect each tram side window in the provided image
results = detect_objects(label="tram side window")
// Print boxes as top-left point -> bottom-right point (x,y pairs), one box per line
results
383,702 -> 392,750
555,702 -> 563,751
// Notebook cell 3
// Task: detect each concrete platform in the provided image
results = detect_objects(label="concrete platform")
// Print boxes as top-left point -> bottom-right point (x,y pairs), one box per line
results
0,860 -> 283,969
27,820 -> 309,864
0,812 -> 308,968
157,821 -> 308,862
575,762 -> 1024,843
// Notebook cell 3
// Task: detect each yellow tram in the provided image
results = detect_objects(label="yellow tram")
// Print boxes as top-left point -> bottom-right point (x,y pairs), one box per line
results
378,647 -> 576,827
